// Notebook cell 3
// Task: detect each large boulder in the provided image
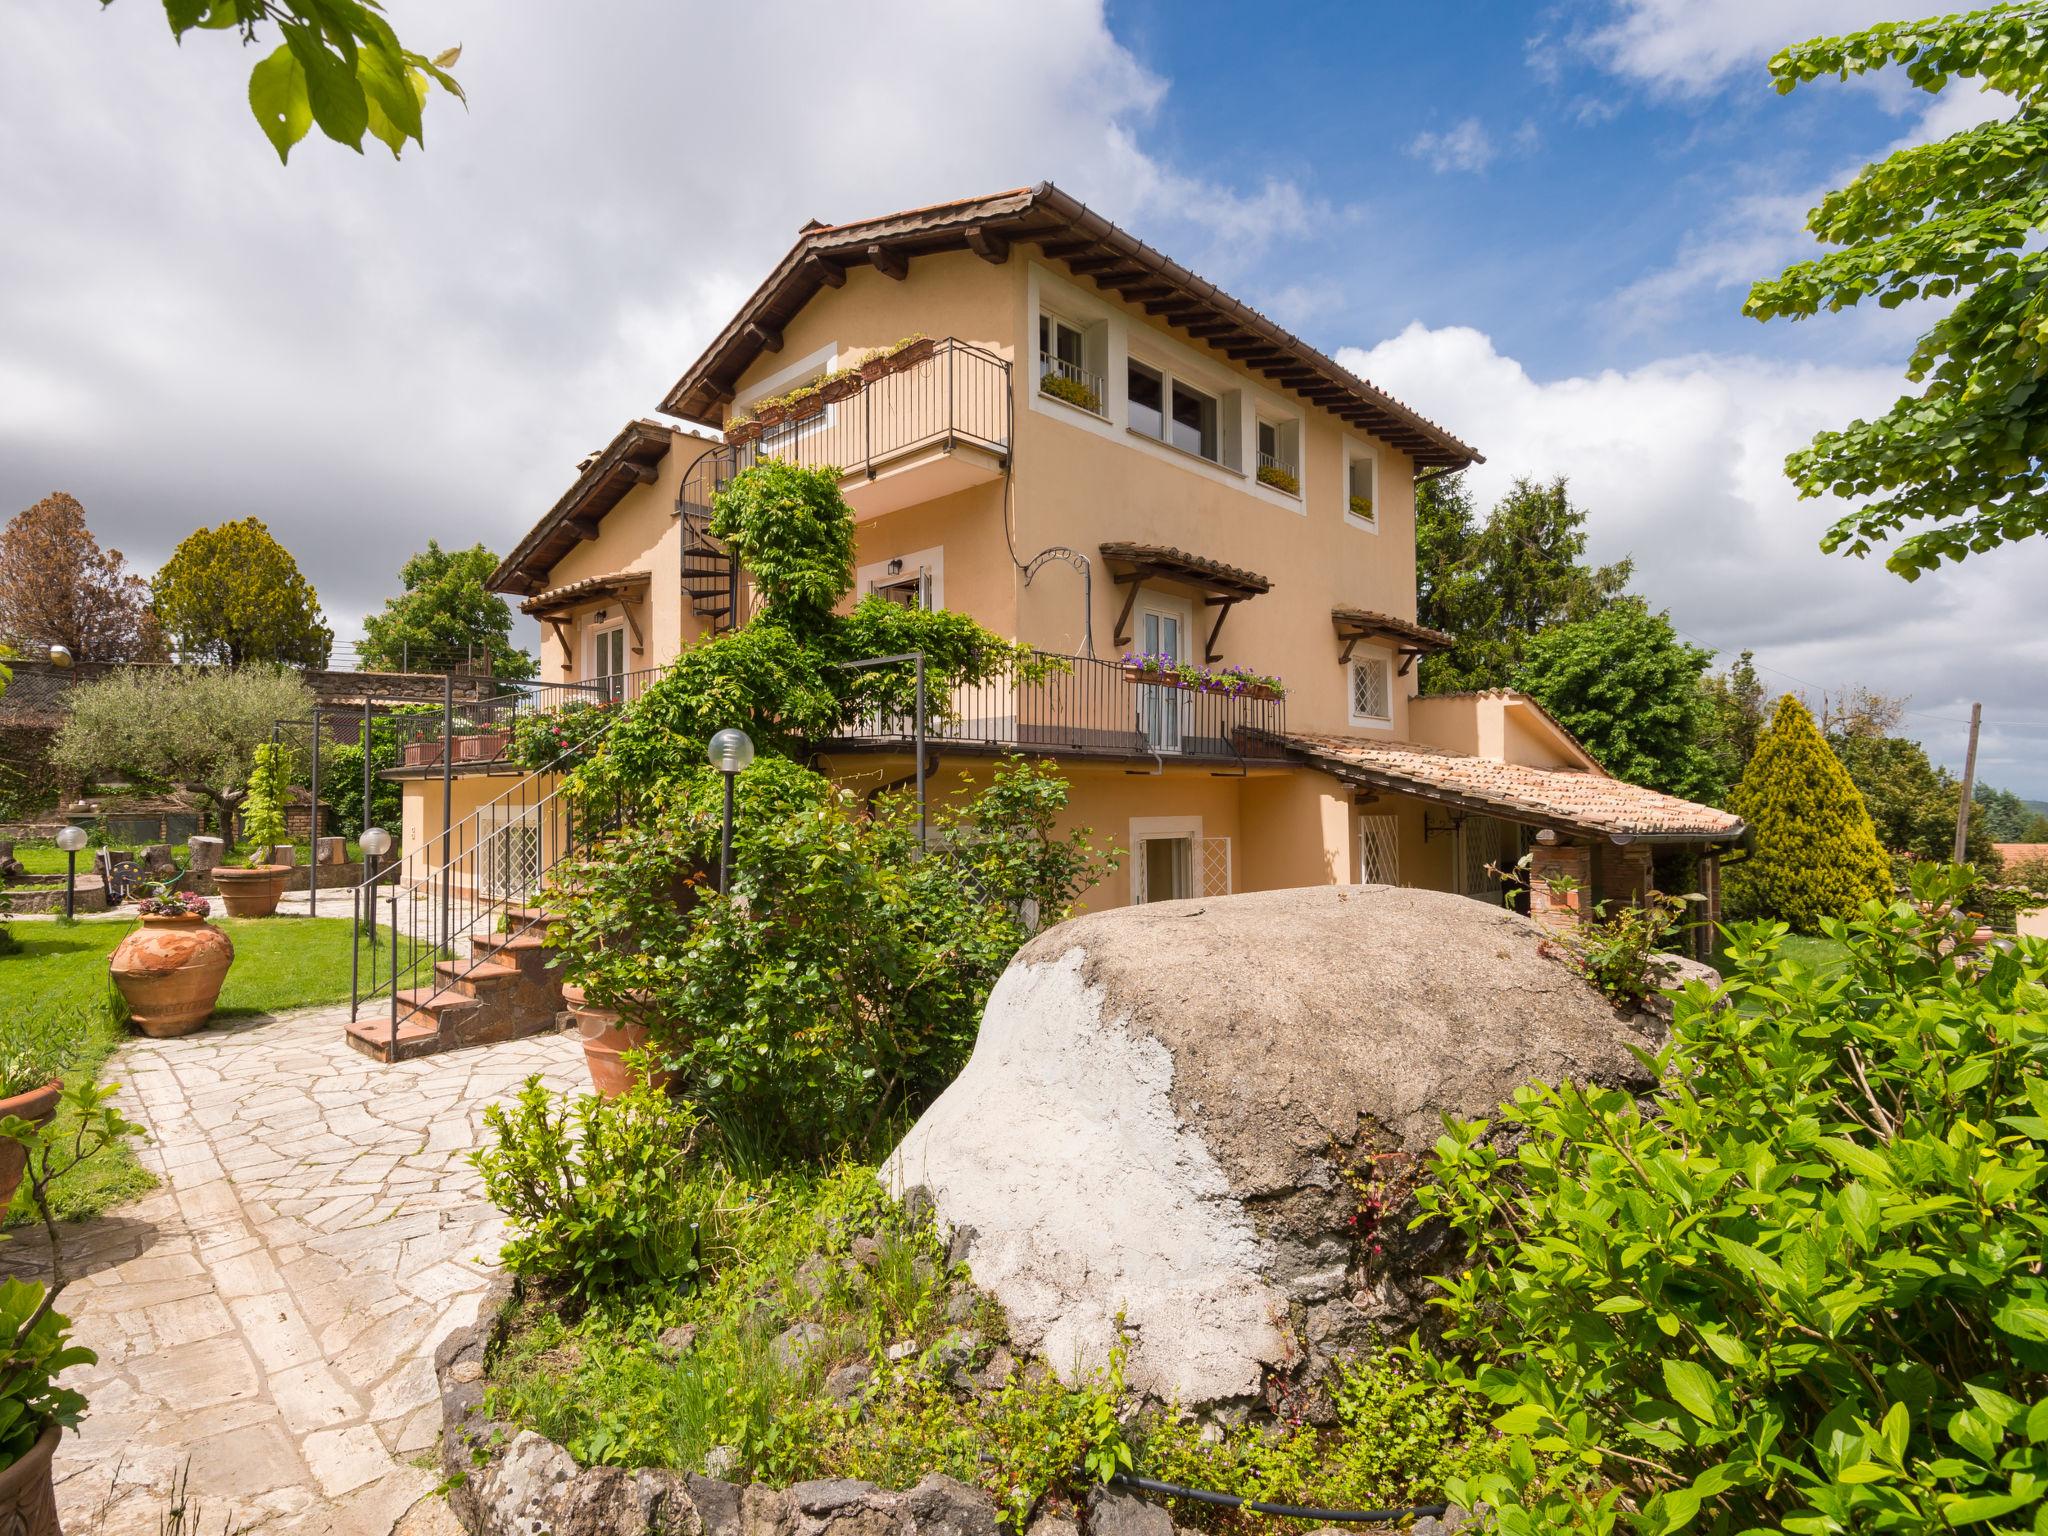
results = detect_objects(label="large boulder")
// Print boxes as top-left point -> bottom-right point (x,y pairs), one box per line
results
884,885 -> 1657,1413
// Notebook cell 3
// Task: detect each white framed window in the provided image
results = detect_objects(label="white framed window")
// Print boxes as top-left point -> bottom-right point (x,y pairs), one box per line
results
1129,814 -> 1232,905
1349,653 -> 1392,726
1038,310 -> 1107,415
858,546 -> 944,611
1256,416 -> 1301,494
589,623 -> 626,683
1127,356 -> 1236,467
1358,813 -> 1400,886
1347,447 -> 1378,529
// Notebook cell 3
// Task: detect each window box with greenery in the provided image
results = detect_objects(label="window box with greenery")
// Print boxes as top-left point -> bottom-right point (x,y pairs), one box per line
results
857,334 -> 934,383
725,415 -> 761,447
1256,462 -> 1299,495
1038,370 -> 1102,415
212,742 -> 293,917
1119,653 -> 1286,701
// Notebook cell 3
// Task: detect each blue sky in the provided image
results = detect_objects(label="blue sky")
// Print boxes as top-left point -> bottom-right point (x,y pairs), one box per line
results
2,0 -> 2042,793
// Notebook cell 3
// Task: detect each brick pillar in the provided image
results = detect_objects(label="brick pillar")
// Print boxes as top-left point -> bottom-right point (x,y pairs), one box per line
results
1528,842 -> 1590,928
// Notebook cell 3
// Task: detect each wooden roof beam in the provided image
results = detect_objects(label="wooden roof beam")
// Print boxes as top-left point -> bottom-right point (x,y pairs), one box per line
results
868,243 -> 909,280
1066,252 -> 1130,274
965,224 -> 1011,264
744,321 -> 783,354
803,254 -> 846,289
617,461 -> 658,485
1036,238 -> 1096,260
1145,297 -> 1206,319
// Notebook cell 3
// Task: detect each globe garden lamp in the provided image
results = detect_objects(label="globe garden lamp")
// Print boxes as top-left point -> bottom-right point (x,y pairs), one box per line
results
359,827 -> 394,947
707,728 -> 755,894
55,824 -> 88,920
47,644 -> 73,669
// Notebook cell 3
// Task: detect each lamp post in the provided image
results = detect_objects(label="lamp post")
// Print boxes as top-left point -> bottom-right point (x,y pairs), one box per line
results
360,827 -> 392,948
55,824 -> 88,920
706,728 -> 755,895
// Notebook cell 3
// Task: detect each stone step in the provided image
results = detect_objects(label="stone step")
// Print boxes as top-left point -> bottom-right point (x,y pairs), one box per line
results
343,1012 -> 441,1062
436,959 -> 520,995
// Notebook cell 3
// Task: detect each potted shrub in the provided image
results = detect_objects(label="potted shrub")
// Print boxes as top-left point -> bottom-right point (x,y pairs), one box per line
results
109,891 -> 233,1037
1257,463 -> 1300,495
0,1082 -> 143,1536
561,985 -> 675,1099
212,744 -> 293,918
1039,371 -> 1102,414
0,1014 -> 68,1214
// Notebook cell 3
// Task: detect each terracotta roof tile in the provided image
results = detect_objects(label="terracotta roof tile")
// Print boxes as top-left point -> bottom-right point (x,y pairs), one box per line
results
1330,607 -> 1453,651
1277,731 -> 1745,841
1099,542 -> 1271,596
518,569 -> 652,617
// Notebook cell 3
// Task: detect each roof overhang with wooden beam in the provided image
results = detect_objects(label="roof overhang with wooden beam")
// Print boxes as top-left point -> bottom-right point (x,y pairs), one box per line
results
658,183 -> 1482,472
1099,541 -> 1273,663
488,421 -> 680,596
518,571 -> 654,658
1331,607 -> 1455,676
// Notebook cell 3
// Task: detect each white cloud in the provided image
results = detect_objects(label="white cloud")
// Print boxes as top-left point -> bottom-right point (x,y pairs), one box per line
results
1340,324 -> 2048,791
1562,0 -> 1898,96
1408,119 -> 1497,174
0,0 -> 1324,644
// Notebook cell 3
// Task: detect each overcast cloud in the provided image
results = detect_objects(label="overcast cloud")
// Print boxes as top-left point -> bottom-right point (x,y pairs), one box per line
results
3,0 -> 2043,792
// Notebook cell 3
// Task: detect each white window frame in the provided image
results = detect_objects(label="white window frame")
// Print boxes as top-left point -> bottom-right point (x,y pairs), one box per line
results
586,620 -> 627,684
1255,414 -> 1302,499
1345,439 -> 1380,532
1348,647 -> 1395,729
1128,813 -> 1230,906
1125,350 -> 1241,471
1037,308 -> 1108,417
1357,812 -> 1400,886
857,545 -> 945,611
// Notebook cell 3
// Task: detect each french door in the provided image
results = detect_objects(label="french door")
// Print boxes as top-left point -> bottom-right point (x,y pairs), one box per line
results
1137,606 -> 1188,753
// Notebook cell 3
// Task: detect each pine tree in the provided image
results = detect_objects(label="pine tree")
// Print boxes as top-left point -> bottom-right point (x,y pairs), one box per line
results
1725,694 -> 1891,930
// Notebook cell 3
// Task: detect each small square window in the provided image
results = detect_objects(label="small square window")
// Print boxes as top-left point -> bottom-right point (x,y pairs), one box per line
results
1350,657 -> 1391,722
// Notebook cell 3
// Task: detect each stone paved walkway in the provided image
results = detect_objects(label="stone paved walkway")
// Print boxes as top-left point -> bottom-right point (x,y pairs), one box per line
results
0,1004 -> 583,1534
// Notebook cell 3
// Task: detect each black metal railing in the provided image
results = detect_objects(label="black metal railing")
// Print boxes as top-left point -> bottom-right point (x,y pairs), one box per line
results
678,338 -> 1011,516
830,651 -> 1289,764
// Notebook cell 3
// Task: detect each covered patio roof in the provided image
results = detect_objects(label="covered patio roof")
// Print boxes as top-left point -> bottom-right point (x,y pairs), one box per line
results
1275,731 -> 1746,843
1331,607 -> 1454,675
1099,541 -> 1272,662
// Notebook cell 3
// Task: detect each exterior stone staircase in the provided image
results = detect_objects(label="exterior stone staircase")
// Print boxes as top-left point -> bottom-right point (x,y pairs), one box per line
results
343,906 -> 568,1062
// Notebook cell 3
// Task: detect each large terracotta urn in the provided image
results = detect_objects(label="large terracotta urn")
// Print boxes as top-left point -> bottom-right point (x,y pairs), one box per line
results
562,985 -> 673,1098
0,1424 -> 61,1536
0,1078 -> 61,1212
109,915 -> 234,1037
212,865 -> 290,918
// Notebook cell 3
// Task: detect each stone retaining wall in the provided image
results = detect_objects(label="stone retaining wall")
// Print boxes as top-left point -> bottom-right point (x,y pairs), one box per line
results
0,873 -> 110,913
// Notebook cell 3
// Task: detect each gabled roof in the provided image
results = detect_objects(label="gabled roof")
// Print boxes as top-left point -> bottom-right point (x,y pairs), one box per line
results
489,420 -> 679,597
1278,731 -> 1745,843
658,183 -> 1482,472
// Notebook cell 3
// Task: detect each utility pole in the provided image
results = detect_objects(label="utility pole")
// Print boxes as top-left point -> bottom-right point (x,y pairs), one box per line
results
1953,701 -> 1983,864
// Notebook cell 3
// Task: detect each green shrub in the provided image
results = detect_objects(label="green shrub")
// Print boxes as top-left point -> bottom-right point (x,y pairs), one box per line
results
1544,889 -> 1699,1009
548,757 -> 1109,1162
0,1008 -> 83,1099
510,698 -> 619,773
1418,863 -> 2048,1535
1039,372 -> 1102,414
239,741 -> 292,861
0,1277 -> 92,1473
473,1078 -> 712,1304
1255,462 -> 1299,494
1724,694 -> 1890,930
1137,1350 -> 1508,1529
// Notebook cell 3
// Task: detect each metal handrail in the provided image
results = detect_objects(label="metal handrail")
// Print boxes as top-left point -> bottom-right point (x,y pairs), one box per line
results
679,337 -> 1012,515
830,650 -> 1289,762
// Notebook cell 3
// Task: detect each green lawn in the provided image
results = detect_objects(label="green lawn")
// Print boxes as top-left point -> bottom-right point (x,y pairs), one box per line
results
9,838 -> 364,877
2,914 -> 428,1225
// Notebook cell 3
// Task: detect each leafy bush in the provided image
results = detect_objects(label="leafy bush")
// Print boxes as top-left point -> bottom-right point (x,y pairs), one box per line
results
1418,863 -> 2048,1535
473,1077 -> 711,1305
0,1009 -> 81,1099
547,757 -> 1108,1162
510,699 -> 619,773
1724,694 -> 1890,930
0,1278 -> 92,1473
1039,372 -> 1102,413
1137,1350 -> 1508,1529
1543,889 -> 1699,1009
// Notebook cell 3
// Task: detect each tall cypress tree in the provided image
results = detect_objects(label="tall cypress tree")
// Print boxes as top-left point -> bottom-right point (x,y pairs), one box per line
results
1724,694 -> 1891,930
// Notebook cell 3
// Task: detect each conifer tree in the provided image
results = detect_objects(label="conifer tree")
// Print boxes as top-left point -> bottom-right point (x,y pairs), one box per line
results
1724,694 -> 1890,930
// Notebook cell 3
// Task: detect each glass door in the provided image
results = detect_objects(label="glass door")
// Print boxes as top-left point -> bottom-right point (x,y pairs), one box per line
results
592,625 -> 627,701
1138,607 -> 1184,753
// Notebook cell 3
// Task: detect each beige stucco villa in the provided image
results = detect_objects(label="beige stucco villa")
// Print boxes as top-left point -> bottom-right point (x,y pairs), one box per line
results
392,182 -> 1742,924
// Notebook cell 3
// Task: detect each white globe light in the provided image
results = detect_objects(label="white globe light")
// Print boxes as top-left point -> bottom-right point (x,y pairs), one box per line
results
47,644 -> 73,669
707,728 -> 756,774
360,827 -> 393,858
55,825 -> 89,852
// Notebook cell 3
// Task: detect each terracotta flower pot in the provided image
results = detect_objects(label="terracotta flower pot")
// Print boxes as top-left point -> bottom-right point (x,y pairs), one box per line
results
212,865 -> 289,918
818,373 -> 861,404
562,986 -> 673,1098
0,1079 -> 62,1214
110,914 -> 234,1037
0,1423 -> 60,1536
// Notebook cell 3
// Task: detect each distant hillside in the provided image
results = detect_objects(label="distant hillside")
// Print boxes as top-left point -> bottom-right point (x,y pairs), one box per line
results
2029,800 -> 2048,818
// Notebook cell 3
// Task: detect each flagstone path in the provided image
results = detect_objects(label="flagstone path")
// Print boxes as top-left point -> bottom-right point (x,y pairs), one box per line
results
0,1005 -> 583,1534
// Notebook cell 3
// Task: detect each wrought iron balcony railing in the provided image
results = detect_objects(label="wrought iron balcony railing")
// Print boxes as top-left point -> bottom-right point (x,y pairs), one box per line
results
679,337 -> 1011,516
829,650 -> 1289,764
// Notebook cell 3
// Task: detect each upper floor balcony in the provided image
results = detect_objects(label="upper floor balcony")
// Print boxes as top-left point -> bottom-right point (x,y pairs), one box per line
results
828,649 -> 1290,767
679,337 -> 1011,522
